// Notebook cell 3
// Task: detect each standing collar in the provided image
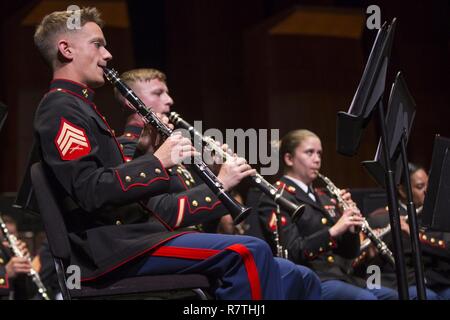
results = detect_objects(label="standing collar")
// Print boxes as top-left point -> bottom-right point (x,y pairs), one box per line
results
284,175 -> 310,194
399,201 -> 423,215
282,175 -> 326,212
50,79 -> 95,102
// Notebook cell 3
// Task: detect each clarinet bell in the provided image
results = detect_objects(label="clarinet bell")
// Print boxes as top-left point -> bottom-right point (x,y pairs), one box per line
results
291,203 -> 306,223
232,206 -> 253,226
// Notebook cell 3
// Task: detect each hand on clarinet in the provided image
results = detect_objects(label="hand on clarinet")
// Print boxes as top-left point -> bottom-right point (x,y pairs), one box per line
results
138,113 -> 174,154
154,131 -> 199,168
5,240 -> 32,278
339,189 -> 363,233
329,207 -> 364,237
5,257 -> 32,279
206,141 -> 233,175
339,189 -> 360,211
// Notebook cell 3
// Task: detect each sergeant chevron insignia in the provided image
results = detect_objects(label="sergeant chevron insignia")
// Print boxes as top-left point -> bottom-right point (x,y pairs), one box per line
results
54,117 -> 91,160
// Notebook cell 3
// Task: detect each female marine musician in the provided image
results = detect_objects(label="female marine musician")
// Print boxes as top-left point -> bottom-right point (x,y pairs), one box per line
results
364,163 -> 449,299
256,129 -> 398,300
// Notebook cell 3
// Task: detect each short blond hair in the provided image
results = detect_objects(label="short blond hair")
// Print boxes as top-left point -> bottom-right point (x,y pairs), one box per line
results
115,68 -> 167,104
34,7 -> 103,67
121,68 -> 167,86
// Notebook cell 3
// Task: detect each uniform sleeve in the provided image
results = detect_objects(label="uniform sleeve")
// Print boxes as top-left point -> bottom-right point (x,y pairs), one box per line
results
120,134 -> 228,230
35,94 -> 170,212
333,231 -> 360,259
146,183 -> 226,229
418,230 -> 450,259
283,224 -> 338,264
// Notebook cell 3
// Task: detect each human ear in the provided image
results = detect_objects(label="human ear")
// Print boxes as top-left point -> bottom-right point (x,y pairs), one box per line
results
284,153 -> 294,167
57,39 -> 73,61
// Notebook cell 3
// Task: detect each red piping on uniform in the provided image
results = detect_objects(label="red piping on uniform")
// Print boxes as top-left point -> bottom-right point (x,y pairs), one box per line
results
173,195 -> 221,229
49,88 -> 93,106
89,103 -> 127,162
181,195 -> 221,215
80,231 -> 194,282
150,211 -> 174,231
115,169 -> 169,192
156,158 -> 169,178
51,78 -> 94,93
140,203 -> 175,231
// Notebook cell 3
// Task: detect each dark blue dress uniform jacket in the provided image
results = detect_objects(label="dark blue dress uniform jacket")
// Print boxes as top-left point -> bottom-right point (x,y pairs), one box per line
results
27,79 -> 198,282
257,176 -> 363,285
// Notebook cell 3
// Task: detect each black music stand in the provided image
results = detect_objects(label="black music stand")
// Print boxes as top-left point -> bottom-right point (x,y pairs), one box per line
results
363,72 -> 427,299
0,102 -> 7,132
336,21 -> 390,156
422,136 -> 450,232
362,72 -> 415,187
336,18 -> 411,300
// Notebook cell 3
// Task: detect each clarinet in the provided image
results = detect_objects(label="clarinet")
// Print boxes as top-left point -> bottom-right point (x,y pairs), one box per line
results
273,187 -> 288,259
103,67 -> 251,225
169,112 -> 306,220
317,173 -> 395,266
0,216 -> 50,300
273,210 -> 288,259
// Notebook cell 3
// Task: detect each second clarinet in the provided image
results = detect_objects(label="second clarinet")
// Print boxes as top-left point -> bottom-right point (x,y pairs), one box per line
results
103,67 -> 251,225
317,173 -> 395,266
169,112 -> 306,220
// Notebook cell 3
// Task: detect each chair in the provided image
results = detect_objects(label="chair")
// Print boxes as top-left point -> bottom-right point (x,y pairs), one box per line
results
30,162 -> 211,300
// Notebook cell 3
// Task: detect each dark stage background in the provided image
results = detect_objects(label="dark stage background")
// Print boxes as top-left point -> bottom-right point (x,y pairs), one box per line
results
0,0 -> 449,206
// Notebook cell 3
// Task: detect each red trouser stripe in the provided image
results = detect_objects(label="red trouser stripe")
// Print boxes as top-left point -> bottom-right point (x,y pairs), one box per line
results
151,246 -> 220,260
151,244 -> 262,300
227,244 -> 262,300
